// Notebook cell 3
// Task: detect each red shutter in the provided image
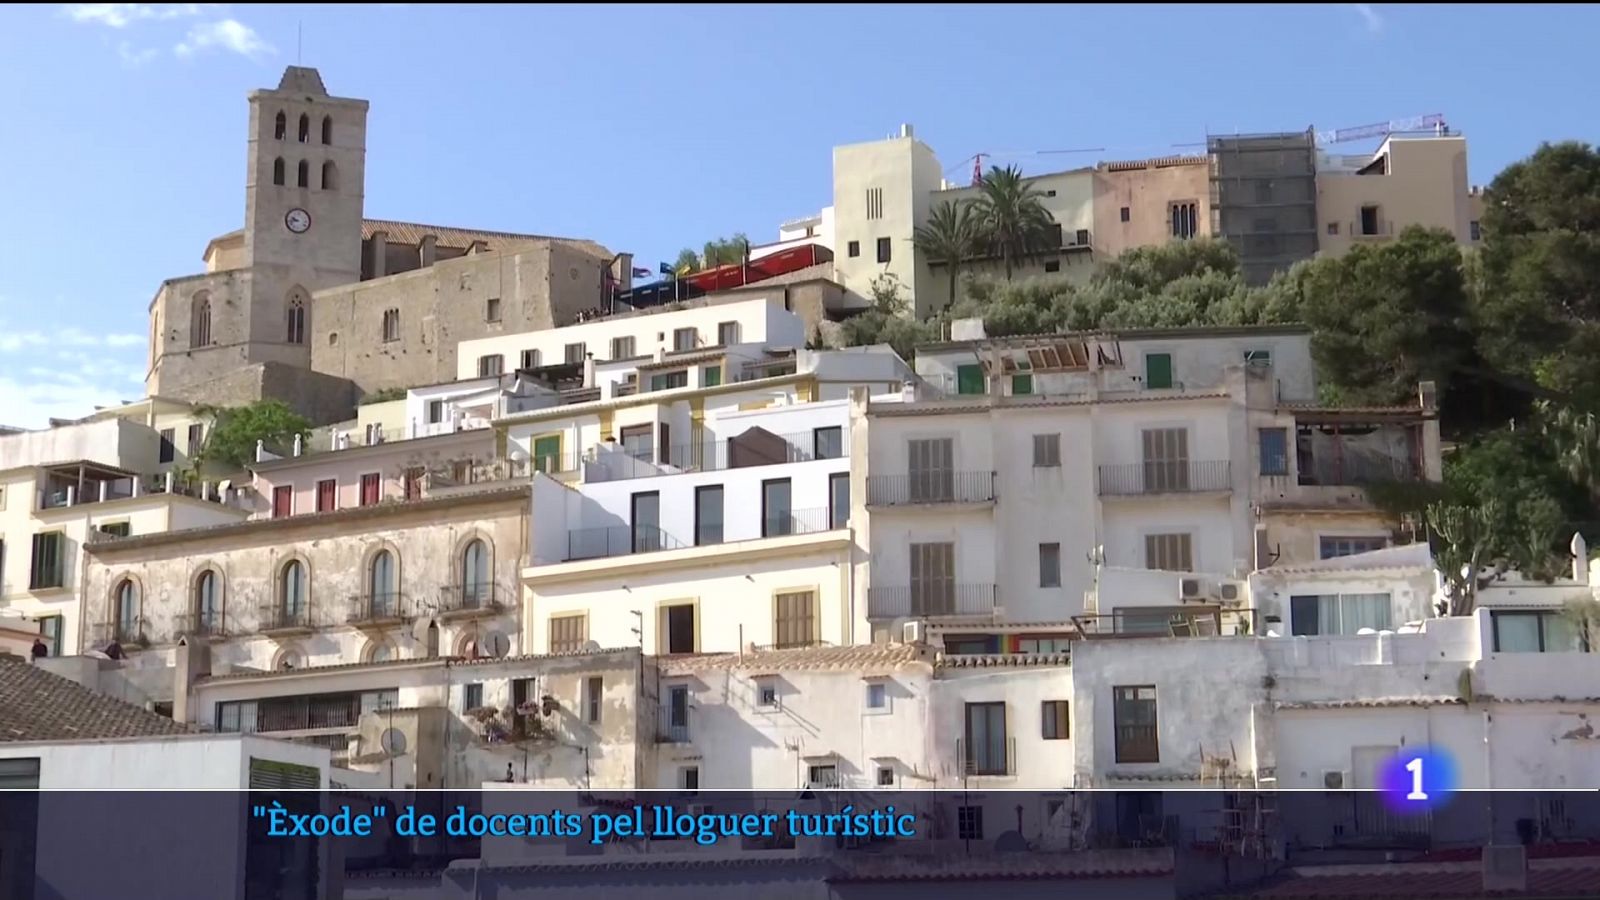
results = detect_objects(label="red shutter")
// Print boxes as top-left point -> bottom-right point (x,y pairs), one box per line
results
316,479 -> 336,512
272,486 -> 293,519
361,473 -> 380,506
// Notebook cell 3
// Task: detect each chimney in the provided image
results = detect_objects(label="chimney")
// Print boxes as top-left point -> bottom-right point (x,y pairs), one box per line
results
172,637 -> 212,726
370,230 -> 388,278
1573,532 -> 1589,583
419,234 -> 437,268
899,123 -> 914,139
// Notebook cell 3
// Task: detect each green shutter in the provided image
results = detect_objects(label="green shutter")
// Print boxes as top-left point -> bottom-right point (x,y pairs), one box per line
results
533,435 -> 561,473
1144,353 -> 1173,390
957,364 -> 985,395
703,365 -> 722,387
1012,374 -> 1033,395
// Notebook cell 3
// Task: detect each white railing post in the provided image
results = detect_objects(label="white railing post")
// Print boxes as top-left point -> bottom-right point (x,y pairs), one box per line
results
65,486 -> 76,507
255,439 -> 266,463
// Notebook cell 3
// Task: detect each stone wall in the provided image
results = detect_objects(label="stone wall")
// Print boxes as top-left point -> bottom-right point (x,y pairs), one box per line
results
173,361 -> 359,426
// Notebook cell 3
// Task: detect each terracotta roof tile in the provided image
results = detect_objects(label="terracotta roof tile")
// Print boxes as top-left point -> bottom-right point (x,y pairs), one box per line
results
361,219 -> 610,260
659,643 -> 930,675
0,656 -> 191,743
938,652 -> 1072,669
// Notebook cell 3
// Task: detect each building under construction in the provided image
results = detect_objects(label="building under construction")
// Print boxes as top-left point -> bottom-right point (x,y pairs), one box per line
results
1208,128 -> 1320,285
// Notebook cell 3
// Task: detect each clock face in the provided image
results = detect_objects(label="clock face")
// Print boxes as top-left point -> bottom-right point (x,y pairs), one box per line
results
285,208 -> 311,234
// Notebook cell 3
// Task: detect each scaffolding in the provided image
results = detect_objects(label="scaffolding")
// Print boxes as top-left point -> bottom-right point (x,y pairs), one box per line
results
1208,128 -> 1320,285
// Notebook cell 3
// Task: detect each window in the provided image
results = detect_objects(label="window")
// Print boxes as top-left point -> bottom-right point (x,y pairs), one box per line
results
678,765 -> 700,790
286,295 -> 306,343
1033,434 -> 1061,468
1017,636 -> 1071,654
1290,593 -> 1392,636
484,297 -> 501,323
521,348 -> 541,370
549,614 -> 586,654
660,604 -> 696,654
1244,349 -> 1271,368
381,308 -> 400,342
403,466 -> 423,501
297,160 -> 309,188
360,473 -> 380,507
1042,700 -> 1069,739
1143,352 -> 1173,389
1141,427 -> 1190,491
321,160 -> 338,191
702,364 -> 722,387
1327,221 -> 1340,236
1113,686 -> 1159,763
717,321 -> 740,346
368,551 -> 395,616
1039,543 -> 1062,588
1045,189 -> 1057,198
774,590 -> 816,649
1043,260 -> 1060,273
1320,536 -> 1388,559
876,237 -> 892,263
278,559 -> 306,619
1360,204 -> 1381,236
1145,533 -> 1193,572
315,478 -> 336,512
632,490 -> 662,552
865,681 -> 887,710
808,764 -> 839,788
877,766 -> 895,787
907,437 -> 955,502
813,426 -> 843,460
958,805 -> 984,840
756,677 -> 779,708
426,399 -> 445,425
321,115 -> 333,145
673,327 -> 697,351
762,478 -> 792,537
274,111 -> 287,140
847,240 -> 860,258
532,434 -> 563,475
621,425 -> 654,462
463,683 -> 483,712
297,113 -> 310,143
829,472 -> 850,529
649,370 -> 688,391
159,428 -> 176,463
1013,373 -> 1034,394
866,187 -> 884,220
1170,201 -> 1199,239
694,485 -> 723,546
1492,610 -> 1585,653
909,542 -> 955,615
187,423 -> 204,456
585,676 -> 603,724
1259,428 -> 1289,476
610,336 -> 635,359
98,522 -> 130,539
272,157 -> 285,185
477,354 -> 504,377
956,364 -> 985,395
190,292 -> 212,347
37,615 -> 62,657
1120,206 -> 1130,223
1075,228 -> 1090,247
461,539 -> 489,603
1255,181 -> 1272,203
963,702 -> 1007,776
29,532 -> 64,590
194,569 -> 222,630
564,342 -> 586,364
114,579 -> 140,641
1470,220 -> 1481,241
272,485 -> 293,518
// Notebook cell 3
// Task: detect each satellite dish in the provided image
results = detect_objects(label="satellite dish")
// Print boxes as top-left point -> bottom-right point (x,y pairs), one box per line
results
580,640 -> 601,653
379,727 -> 407,756
484,631 -> 511,659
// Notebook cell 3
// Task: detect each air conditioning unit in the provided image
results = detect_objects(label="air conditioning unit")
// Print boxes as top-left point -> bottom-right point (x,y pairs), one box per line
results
1321,770 -> 1348,790
1216,580 -> 1245,603
902,621 -> 925,644
1180,578 -> 1208,601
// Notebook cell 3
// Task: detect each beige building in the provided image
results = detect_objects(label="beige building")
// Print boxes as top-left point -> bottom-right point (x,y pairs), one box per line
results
829,126 -> 943,317
143,65 -> 625,422
1091,156 -> 1213,257
1315,134 -> 1483,254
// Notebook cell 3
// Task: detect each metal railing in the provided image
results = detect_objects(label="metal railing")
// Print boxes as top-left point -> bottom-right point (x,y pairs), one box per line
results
1097,460 -> 1231,495
257,602 -> 316,634
348,592 -> 409,626
759,506 -> 839,538
91,618 -> 152,647
584,429 -> 848,484
956,736 -> 1016,777
866,471 -> 996,506
565,525 -> 689,561
657,705 -> 692,743
173,611 -> 227,640
867,584 -> 997,619
1073,609 -> 1257,638
437,583 -> 511,616
1114,724 -> 1161,764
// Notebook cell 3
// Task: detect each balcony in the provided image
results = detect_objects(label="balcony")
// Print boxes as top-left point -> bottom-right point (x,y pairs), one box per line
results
565,525 -> 689,562
867,584 -> 997,619
1298,453 -> 1423,487
583,429 -> 847,485
347,592 -> 409,629
173,611 -> 227,641
865,471 -> 996,508
257,602 -> 317,637
91,618 -> 153,648
956,736 -> 1016,777
657,705 -> 692,743
436,583 -> 511,620
1097,461 -> 1231,496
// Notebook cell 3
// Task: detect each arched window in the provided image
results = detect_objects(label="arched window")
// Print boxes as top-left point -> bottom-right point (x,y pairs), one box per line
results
115,579 -> 140,642
369,550 -> 396,616
285,287 -> 308,344
297,113 -> 310,143
321,160 -> 338,191
195,569 -> 221,632
296,160 -> 309,188
274,111 -> 287,140
381,308 -> 400,342
279,559 -> 306,622
321,115 -> 333,145
272,157 -> 285,186
461,539 -> 489,607
190,291 -> 212,347
365,640 -> 395,663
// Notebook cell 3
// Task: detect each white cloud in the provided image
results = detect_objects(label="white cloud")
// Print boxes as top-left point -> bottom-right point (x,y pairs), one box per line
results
175,18 -> 273,60
0,332 -> 47,352
117,40 -> 159,67
63,4 -> 216,29
104,333 -> 145,348
0,325 -> 144,352
1353,3 -> 1384,34
0,375 -> 143,430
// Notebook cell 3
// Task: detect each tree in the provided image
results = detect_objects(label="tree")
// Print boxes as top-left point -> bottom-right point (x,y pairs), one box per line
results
702,233 -> 751,268
1561,596 -> 1600,651
973,165 -> 1058,279
1428,498 -> 1498,617
195,399 -> 311,471
836,274 -> 937,361
671,248 -> 700,276
1543,403 -> 1600,504
913,199 -> 983,313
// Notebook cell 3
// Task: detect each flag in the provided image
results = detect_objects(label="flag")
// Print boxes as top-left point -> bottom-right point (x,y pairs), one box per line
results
676,262 -> 695,276
632,267 -> 651,278
659,261 -> 674,275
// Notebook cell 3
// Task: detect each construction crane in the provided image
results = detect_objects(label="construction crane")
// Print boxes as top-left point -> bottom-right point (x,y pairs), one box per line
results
948,148 -> 1107,186
1315,113 -> 1447,147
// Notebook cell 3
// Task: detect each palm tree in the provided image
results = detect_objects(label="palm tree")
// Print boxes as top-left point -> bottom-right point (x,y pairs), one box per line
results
1546,405 -> 1600,502
913,199 -> 982,312
973,164 -> 1059,279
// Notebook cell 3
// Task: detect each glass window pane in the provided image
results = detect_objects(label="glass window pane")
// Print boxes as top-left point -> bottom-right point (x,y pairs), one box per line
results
1495,613 -> 1543,652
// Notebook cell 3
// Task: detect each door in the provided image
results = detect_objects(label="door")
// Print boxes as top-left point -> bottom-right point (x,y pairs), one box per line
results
663,605 -> 696,654
315,479 -> 336,512
908,438 -> 954,502
272,486 -> 293,518
956,364 -> 985,395
631,492 -> 661,552
909,542 -> 955,615
828,472 -> 850,529
532,435 -> 561,474
762,478 -> 792,537
1144,353 -> 1173,389
1141,428 -> 1189,492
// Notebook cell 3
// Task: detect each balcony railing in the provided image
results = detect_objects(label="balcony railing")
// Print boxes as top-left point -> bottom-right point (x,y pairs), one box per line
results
1298,454 -> 1422,487
437,583 -> 511,617
1097,461 -> 1231,496
758,506 -> 840,538
867,584 -> 997,619
866,471 -> 996,507
565,525 -> 689,562
1114,724 -> 1161,764
348,592 -> 409,626
956,736 -> 1016,777
173,611 -> 227,640
257,602 -> 316,635
657,705 -> 692,743
584,429 -> 848,484
91,618 -> 152,648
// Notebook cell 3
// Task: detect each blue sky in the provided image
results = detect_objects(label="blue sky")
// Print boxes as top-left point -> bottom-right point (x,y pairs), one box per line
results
1,3 -> 1594,427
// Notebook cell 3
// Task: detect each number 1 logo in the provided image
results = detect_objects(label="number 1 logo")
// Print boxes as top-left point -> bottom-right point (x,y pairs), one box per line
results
1405,756 -> 1428,801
